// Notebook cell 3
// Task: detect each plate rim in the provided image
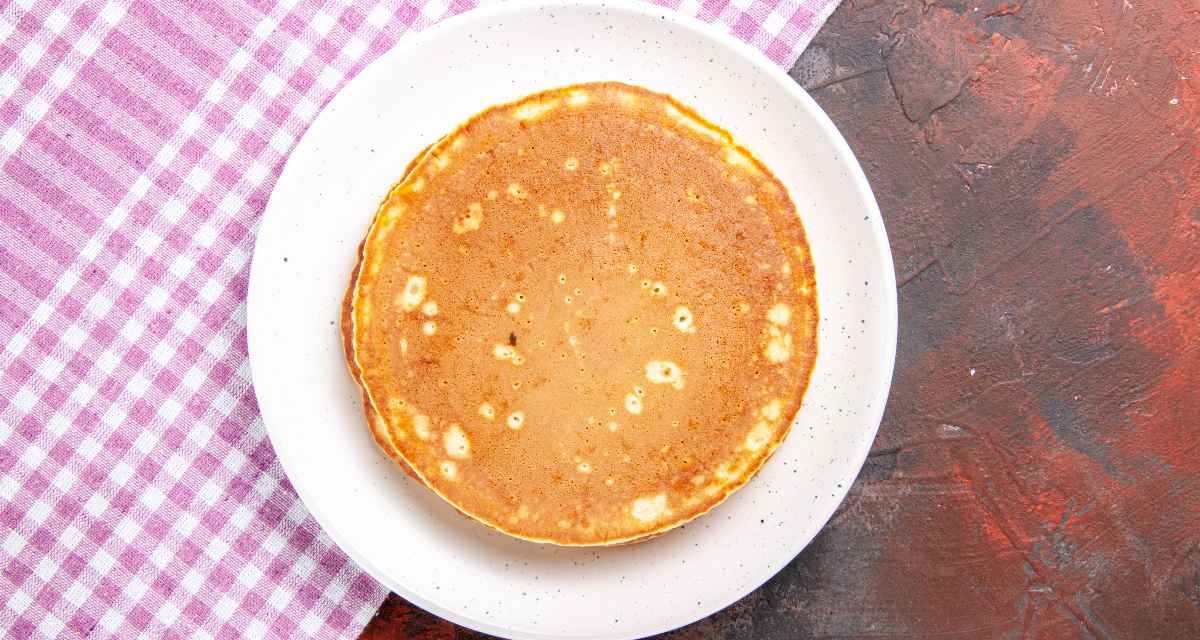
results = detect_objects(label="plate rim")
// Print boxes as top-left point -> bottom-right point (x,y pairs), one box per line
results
247,1 -> 898,638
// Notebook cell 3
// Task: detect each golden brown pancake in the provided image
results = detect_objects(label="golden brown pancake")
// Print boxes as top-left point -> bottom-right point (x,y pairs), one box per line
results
345,82 -> 817,545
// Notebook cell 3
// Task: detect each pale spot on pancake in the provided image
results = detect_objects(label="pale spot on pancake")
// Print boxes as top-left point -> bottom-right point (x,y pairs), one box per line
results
507,411 -> 525,430
564,157 -> 579,171
761,398 -> 783,421
607,203 -> 617,218
645,361 -> 685,390
673,306 -> 696,333
550,210 -> 565,224
691,474 -> 706,486
453,202 -> 483,234
399,338 -> 408,355
765,325 -> 793,363
768,302 -> 791,326
512,99 -> 559,121
649,281 -> 668,297
493,344 -> 524,365
506,182 -> 527,201
616,91 -> 638,106
421,300 -> 438,316
537,204 -> 548,218
606,184 -> 622,200
781,262 -> 792,276
663,103 -> 724,143
605,477 -> 615,486
450,136 -> 466,150
478,402 -> 495,421
432,154 -> 450,170
486,189 -> 498,201
506,301 -> 521,314
608,421 -> 619,432
724,147 -> 755,170
628,264 -> 638,274
624,393 -> 643,415
798,283 -> 812,297
598,161 -> 612,176
736,301 -> 751,314
413,414 -> 432,441
744,195 -> 758,205
422,320 -> 437,336
397,275 -> 427,311
564,295 -> 573,305
557,273 -> 567,285
439,460 -> 458,480
407,177 -> 426,192
444,424 -> 470,459
631,494 -> 668,523
744,421 -> 774,452
566,90 -> 589,106
557,519 -> 571,529
685,187 -> 702,203
577,462 -> 592,473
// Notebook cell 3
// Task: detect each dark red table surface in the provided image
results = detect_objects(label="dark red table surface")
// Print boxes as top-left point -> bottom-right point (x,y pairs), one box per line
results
361,0 -> 1200,637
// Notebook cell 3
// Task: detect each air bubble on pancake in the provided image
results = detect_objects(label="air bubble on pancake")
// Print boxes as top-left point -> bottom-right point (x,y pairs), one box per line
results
453,202 -> 484,234
630,494 -> 668,523
439,460 -> 458,480
443,424 -> 470,459
765,325 -> 793,363
598,161 -> 612,176
627,264 -> 638,275
507,411 -> 525,430
744,421 -> 774,452
673,306 -> 696,333
479,402 -> 495,421
645,361 -> 685,390
577,462 -> 592,473
422,321 -> 437,336
564,157 -> 579,171
493,344 -> 524,365
421,300 -> 438,316
512,99 -> 559,121
506,183 -> 527,201
413,414 -> 432,441
768,303 -> 791,326
564,295 -> 572,304
550,210 -> 565,224
515,292 -> 527,302
398,275 -> 427,311
624,393 -> 643,415
649,282 -> 668,297
557,273 -> 567,285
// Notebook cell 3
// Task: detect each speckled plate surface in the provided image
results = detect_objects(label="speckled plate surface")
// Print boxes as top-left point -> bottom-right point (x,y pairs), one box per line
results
247,1 -> 896,638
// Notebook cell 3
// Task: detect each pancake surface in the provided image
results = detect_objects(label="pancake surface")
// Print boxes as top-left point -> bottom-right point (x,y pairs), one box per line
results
346,82 -> 817,545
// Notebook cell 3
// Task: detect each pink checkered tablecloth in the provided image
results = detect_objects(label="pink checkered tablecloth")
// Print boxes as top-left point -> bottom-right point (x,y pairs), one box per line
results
0,0 -> 838,637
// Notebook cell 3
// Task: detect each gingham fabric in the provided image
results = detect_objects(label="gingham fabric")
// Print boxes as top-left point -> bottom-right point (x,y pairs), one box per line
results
0,0 -> 838,637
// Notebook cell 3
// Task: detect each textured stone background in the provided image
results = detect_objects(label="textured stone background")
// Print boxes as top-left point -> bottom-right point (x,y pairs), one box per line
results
363,0 -> 1200,637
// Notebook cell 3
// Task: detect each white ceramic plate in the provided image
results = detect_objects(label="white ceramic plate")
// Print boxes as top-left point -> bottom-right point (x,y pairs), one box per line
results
247,2 -> 896,638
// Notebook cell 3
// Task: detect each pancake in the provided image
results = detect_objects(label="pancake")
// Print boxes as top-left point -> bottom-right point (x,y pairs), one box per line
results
345,82 -> 818,545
